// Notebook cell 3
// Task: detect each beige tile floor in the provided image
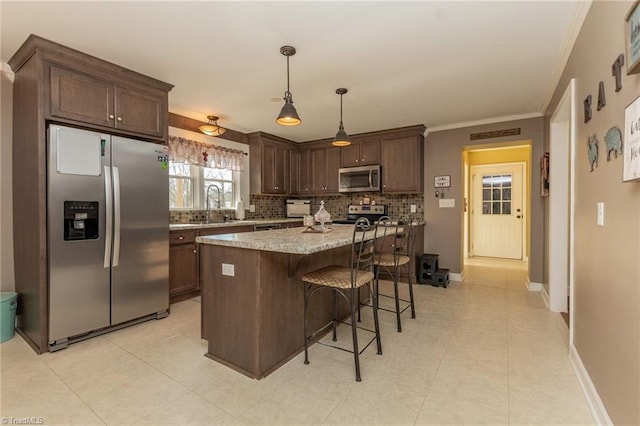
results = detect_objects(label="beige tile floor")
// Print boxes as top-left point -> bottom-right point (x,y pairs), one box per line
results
0,259 -> 594,425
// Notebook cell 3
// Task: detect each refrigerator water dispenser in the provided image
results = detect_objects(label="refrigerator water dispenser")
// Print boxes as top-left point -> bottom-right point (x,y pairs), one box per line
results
64,201 -> 99,241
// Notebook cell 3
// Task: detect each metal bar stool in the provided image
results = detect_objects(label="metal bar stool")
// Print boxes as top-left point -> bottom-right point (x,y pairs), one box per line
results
369,215 -> 420,332
301,217 -> 382,382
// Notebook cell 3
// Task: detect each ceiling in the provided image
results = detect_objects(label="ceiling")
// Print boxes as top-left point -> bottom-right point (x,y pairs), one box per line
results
1,1 -> 591,142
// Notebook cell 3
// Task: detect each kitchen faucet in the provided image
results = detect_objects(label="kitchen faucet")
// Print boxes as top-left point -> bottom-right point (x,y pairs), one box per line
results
205,184 -> 222,223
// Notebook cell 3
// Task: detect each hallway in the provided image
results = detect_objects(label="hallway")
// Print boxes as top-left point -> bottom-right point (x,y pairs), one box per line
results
0,262 -> 593,425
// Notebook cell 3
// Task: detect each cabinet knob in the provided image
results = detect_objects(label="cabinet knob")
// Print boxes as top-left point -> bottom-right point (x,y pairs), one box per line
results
193,249 -> 197,253
361,158 -> 365,162
108,114 -> 115,120
178,236 -> 184,240
117,116 -> 123,122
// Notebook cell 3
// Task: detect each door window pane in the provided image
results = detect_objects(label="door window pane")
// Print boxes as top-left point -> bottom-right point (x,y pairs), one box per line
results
481,173 -> 513,215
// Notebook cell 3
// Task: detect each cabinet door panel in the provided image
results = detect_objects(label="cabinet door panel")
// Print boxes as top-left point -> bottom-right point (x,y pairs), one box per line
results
340,144 -> 361,167
298,150 -> 311,194
274,145 -> 288,194
360,140 -> 381,165
50,66 -> 114,128
325,147 -> 341,192
289,150 -> 300,194
310,149 -> 327,193
381,136 -> 422,193
115,87 -> 165,138
169,243 -> 197,296
262,144 -> 277,194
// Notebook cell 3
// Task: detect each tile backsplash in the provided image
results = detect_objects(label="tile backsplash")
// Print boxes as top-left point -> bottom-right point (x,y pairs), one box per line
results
170,193 -> 424,223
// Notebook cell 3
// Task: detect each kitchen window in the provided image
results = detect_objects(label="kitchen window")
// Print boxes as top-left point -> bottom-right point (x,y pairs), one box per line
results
168,135 -> 245,210
170,162 -> 238,210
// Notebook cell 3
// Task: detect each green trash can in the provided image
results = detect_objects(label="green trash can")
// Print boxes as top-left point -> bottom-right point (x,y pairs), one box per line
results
0,292 -> 18,343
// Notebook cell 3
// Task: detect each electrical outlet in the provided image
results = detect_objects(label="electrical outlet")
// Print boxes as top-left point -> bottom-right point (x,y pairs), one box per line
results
222,263 -> 235,276
249,204 -> 256,213
410,204 -> 417,213
439,199 -> 455,208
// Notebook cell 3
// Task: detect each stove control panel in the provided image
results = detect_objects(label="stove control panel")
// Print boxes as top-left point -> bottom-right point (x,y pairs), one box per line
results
347,205 -> 386,215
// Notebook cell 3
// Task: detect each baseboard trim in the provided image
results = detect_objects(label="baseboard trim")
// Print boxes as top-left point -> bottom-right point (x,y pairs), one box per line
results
570,345 -> 613,426
526,279 -> 542,292
540,284 -> 550,308
449,272 -> 463,282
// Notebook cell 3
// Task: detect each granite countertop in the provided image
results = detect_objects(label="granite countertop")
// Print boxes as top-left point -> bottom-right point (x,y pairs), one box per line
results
196,224 -> 380,255
169,218 -> 303,231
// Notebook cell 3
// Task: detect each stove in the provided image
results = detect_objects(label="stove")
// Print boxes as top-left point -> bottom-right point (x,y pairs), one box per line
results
332,204 -> 387,224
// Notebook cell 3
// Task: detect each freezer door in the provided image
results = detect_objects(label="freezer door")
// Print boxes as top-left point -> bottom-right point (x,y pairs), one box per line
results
48,125 -> 111,342
110,137 -> 169,324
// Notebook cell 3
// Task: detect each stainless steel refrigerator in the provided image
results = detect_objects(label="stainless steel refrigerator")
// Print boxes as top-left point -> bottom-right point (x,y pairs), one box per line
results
47,124 -> 169,350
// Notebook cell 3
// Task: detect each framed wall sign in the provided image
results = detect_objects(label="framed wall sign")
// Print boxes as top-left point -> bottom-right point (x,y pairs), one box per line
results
625,0 -> 640,74
434,175 -> 451,188
624,95 -> 640,182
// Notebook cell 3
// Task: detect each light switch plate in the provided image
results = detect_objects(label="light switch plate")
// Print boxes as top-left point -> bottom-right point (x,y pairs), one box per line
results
597,202 -> 604,226
439,199 -> 455,208
222,263 -> 235,276
249,204 -> 256,213
410,204 -> 417,213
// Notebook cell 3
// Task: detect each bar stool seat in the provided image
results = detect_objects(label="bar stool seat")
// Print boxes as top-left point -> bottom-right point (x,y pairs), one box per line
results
302,267 -> 374,289
374,252 -> 410,268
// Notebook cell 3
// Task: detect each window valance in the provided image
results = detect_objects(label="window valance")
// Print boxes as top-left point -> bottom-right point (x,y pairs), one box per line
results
168,135 -> 245,171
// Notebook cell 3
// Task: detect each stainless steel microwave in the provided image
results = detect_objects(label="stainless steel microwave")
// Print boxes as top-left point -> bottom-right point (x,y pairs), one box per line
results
338,165 -> 381,193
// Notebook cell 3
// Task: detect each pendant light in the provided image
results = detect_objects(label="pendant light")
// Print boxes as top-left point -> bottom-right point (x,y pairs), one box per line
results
332,88 -> 351,147
276,45 -> 301,126
199,115 -> 226,137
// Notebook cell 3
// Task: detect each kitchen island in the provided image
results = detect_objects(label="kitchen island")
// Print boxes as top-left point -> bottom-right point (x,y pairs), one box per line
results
197,224 -> 372,379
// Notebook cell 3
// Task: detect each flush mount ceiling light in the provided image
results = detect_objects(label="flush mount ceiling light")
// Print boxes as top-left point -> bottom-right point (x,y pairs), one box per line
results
199,115 -> 226,137
332,88 -> 351,147
276,45 -> 301,126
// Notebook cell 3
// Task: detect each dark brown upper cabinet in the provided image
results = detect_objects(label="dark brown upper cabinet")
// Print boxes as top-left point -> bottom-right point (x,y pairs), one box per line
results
310,146 -> 341,194
290,148 -> 311,195
49,65 -> 166,139
380,133 -> 424,193
340,139 -> 380,168
249,132 -> 294,195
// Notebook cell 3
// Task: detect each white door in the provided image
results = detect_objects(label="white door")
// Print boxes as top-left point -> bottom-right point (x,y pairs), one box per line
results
471,163 -> 523,259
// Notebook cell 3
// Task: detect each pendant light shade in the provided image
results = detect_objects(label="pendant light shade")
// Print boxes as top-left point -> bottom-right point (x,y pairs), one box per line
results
199,115 -> 226,137
332,88 -> 351,147
276,46 -> 301,126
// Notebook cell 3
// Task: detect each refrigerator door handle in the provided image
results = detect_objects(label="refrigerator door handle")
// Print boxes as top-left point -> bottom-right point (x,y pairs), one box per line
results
113,166 -> 121,267
104,166 -> 113,268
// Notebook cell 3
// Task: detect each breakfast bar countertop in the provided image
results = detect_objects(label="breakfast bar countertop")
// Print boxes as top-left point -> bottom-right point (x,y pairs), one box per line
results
196,224 -> 369,254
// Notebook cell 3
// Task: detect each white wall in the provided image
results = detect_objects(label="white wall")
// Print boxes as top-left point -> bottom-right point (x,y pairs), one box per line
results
1,68 -> 15,292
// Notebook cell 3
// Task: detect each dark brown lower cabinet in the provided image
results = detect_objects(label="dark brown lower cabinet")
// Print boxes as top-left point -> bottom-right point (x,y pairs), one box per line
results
169,243 -> 198,295
169,230 -> 199,303
171,224 -> 300,304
